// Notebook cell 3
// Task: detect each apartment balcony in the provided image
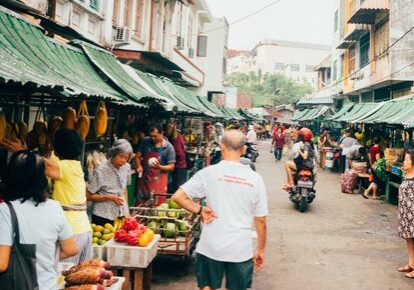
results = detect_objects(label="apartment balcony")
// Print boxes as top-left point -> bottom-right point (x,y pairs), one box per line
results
348,0 -> 390,24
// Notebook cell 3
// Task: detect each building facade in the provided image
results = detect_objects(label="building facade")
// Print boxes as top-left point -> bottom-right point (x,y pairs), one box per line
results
8,0 -> 228,98
227,39 -> 331,88
334,0 -> 414,102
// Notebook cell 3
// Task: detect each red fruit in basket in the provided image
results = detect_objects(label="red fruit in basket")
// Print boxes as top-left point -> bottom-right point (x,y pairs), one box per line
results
122,217 -> 139,231
127,235 -> 139,245
114,229 -> 128,242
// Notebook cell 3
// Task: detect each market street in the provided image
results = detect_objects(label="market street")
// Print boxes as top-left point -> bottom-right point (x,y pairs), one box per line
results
152,141 -> 413,290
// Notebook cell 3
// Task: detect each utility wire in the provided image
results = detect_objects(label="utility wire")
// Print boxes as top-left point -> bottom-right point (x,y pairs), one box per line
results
323,24 -> 414,90
199,0 -> 284,35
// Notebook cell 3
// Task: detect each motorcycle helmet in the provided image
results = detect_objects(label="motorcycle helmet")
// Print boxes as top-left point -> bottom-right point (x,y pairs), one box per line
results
299,127 -> 313,142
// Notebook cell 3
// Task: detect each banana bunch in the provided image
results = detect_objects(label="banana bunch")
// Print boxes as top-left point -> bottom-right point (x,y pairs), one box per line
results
113,216 -> 125,231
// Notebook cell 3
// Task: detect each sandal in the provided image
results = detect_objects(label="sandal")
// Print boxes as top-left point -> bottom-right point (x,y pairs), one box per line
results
362,190 -> 369,199
398,265 -> 413,272
371,196 -> 381,200
404,270 -> 414,278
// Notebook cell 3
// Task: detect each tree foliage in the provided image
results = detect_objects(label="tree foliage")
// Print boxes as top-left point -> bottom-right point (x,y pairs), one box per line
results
225,71 -> 313,107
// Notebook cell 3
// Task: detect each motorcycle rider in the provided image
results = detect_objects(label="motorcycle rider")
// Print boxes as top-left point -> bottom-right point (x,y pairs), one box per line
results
246,124 -> 257,144
283,128 -> 315,190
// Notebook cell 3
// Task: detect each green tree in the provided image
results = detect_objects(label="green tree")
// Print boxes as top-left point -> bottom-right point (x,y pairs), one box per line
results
225,72 -> 313,107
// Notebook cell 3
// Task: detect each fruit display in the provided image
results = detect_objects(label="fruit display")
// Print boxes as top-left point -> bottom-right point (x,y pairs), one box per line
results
91,223 -> 115,246
63,106 -> 77,129
130,197 -> 200,255
61,259 -> 119,289
113,217 -> 155,247
384,148 -> 405,167
94,101 -> 108,137
76,100 -> 90,140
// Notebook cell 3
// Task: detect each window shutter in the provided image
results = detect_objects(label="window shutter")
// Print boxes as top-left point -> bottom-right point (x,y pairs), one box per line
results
135,0 -> 144,38
197,35 -> 207,57
124,0 -> 133,27
113,0 -> 120,25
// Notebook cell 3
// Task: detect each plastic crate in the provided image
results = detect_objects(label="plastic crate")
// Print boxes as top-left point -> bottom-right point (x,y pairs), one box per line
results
106,235 -> 160,268
92,244 -> 107,260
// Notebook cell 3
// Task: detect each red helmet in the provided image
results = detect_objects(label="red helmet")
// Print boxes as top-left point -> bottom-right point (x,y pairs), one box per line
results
299,128 -> 313,142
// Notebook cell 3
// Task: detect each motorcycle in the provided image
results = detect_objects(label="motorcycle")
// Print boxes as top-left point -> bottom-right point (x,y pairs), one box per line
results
243,142 -> 259,162
288,169 -> 316,212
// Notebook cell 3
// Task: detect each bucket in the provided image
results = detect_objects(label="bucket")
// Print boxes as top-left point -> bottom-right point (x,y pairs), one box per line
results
326,150 -> 334,160
325,159 -> 334,170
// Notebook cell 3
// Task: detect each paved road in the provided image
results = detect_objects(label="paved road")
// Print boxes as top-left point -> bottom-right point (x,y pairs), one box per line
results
152,141 -> 412,290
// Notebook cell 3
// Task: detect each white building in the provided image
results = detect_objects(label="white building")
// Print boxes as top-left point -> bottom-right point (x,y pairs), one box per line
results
200,17 -> 229,97
8,0 -> 228,98
110,0 -> 226,97
228,39 -> 331,88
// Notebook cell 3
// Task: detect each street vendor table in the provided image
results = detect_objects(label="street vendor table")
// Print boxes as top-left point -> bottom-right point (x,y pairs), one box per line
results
385,166 -> 402,205
106,235 -> 160,290
111,266 -> 152,290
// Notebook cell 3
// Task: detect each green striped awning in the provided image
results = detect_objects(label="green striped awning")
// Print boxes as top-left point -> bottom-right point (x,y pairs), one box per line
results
73,40 -> 163,105
297,96 -> 334,106
0,6 -> 129,102
327,103 -> 354,120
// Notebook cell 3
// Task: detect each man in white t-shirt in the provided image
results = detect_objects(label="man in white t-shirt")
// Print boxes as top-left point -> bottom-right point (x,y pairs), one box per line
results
172,130 -> 268,290
246,125 -> 257,144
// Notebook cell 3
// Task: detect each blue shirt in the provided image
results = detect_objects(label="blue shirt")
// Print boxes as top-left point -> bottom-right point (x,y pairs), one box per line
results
137,137 -> 176,167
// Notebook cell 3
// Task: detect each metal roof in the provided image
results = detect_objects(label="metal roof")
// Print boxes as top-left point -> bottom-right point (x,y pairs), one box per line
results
327,103 -> 354,120
297,96 -> 334,106
0,7 -> 130,102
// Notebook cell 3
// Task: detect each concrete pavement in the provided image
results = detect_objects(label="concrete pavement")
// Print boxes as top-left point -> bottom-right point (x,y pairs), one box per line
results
151,141 -> 413,290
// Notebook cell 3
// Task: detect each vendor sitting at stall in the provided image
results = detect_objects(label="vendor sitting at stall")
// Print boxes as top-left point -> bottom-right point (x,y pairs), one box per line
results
347,144 -> 368,169
87,139 -> 133,226
135,125 -> 176,205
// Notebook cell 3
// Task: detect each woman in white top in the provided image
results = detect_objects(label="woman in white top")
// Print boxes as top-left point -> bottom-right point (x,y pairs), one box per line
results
0,150 -> 78,290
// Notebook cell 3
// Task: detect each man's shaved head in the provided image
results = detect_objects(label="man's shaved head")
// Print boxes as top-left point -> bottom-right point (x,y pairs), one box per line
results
221,130 -> 246,152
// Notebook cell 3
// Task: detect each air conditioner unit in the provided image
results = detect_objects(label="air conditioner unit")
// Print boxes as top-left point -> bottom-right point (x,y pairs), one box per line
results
176,36 -> 185,50
188,48 -> 194,58
114,26 -> 131,43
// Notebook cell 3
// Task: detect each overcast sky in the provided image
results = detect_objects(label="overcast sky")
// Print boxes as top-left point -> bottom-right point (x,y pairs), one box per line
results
206,0 -> 334,50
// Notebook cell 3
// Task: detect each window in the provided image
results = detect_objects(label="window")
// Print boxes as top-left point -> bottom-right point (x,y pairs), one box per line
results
375,21 -> 389,57
90,0 -> 99,11
361,92 -> 373,103
305,65 -> 314,73
197,35 -> 207,57
112,0 -> 120,25
274,62 -> 285,70
332,60 -> 337,81
188,14 -> 193,48
349,45 -> 356,74
334,10 -> 338,32
124,0 -> 133,27
349,95 -> 359,103
134,0 -> 145,38
360,33 -> 370,67
290,64 -> 300,72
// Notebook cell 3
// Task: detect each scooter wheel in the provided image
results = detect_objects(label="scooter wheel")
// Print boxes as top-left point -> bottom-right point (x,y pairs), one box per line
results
299,196 -> 308,213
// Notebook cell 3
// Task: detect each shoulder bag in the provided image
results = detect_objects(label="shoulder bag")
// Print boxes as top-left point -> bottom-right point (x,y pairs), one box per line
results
0,202 -> 38,290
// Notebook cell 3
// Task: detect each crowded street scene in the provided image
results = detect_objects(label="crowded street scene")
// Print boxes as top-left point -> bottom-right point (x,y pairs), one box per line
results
1,0 -> 414,290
